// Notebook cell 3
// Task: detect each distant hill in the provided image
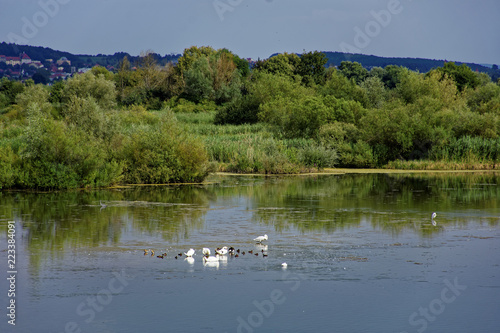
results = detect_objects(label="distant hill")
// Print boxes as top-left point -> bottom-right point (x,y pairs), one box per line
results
270,51 -> 500,81
322,51 -> 495,73
0,42 -> 181,69
1,42 -> 499,82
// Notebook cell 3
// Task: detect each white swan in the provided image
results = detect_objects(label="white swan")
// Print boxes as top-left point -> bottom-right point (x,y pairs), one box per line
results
202,248 -> 211,256
203,254 -> 220,263
216,246 -> 228,255
184,248 -> 195,257
281,262 -> 288,268
254,234 -> 268,243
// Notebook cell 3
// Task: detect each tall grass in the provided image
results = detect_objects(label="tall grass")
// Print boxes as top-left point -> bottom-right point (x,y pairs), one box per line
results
386,136 -> 500,170
176,112 -> 337,173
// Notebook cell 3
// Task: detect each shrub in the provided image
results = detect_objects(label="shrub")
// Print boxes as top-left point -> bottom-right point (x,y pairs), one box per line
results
0,145 -> 17,189
63,71 -> 117,109
260,95 -> 333,139
121,113 -> 209,183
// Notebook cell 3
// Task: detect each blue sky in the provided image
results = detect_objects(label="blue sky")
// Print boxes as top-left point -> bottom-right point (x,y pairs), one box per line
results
1,0 -> 499,65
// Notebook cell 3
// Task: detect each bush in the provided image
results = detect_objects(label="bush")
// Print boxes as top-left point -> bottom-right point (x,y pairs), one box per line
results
0,145 -> 17,189
63,96 -> 117,140
260,95 -> 333,139
19,110 -> 122,189
63,71 -> 117,109
297,144 -> 337,168
121,113 -> 209,183
214,94 -> 260,125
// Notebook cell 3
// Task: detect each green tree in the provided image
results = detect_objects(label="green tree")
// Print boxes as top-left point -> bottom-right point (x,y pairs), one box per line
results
183,56 -> 214,103
63,71 -> 117,109
434,62 -> 480,92
183,50 -> 242,104
380,65 -> 406,89
176,46 -> 217,77
360,76 -> 386,108
339,61 -> 368,84
318,69 -> 369,107
255,53 -> 301,78
296,51 -> 328,85
0,77 -> 25,106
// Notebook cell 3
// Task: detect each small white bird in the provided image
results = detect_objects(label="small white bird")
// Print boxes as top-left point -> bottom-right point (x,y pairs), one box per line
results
202,248 -> 211,256
203,255 -> 220,263
281,262 -> 288,268
432,212 -> 437,220
216,246 -> 228,255
254,234 -> 268,243
184,248 -> 195,257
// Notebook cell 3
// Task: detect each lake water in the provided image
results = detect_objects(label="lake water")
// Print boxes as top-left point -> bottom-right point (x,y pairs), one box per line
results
1,172 -> 499,333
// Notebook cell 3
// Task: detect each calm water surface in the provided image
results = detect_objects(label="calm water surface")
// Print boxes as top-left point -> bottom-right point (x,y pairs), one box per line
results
0,172 -> 499,333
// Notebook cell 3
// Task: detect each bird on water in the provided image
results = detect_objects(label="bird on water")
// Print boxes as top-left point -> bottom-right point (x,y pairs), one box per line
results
254,234 -> 268,243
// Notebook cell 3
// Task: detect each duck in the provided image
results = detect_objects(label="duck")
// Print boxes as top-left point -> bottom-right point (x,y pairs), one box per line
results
185,248 -> 195,257
144,249 -> 149,255
150,250 -> 155,256
254,234 -> 268,243
202,248 -> 211,256
216,246 -> 228,255
228,247 -> 235,255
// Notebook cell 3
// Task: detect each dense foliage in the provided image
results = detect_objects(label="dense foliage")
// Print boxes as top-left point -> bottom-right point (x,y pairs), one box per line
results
1,46 -> 500,189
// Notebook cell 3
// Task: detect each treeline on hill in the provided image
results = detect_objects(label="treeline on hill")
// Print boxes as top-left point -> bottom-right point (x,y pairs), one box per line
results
0,42 -> 180,69
1,46 -> 500,190
321,52 -> 500,82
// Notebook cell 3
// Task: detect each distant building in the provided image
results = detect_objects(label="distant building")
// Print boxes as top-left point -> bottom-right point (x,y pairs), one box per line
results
56,57 -> 71,66
6,57 -> 21,66
29,60 -> 44,69
78,67 -> 92,73
49,72 -> 71,81
21,53 -> 31,64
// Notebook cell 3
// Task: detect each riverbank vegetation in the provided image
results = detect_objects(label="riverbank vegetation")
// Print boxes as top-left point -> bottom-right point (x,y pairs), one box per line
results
1,46 -> 500,189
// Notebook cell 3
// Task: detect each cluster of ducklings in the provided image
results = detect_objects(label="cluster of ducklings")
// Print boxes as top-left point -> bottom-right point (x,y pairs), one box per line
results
143,245 -> 269,261
143,234 -> 271,264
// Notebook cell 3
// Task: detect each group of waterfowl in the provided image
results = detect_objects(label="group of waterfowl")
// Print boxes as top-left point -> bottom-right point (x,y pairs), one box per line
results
141,234 -> 284,266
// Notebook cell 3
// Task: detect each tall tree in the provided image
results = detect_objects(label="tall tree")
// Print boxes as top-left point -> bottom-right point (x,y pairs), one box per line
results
297,51 -> 327,85
339,61 -> 368,84
434,62 -> 480,92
